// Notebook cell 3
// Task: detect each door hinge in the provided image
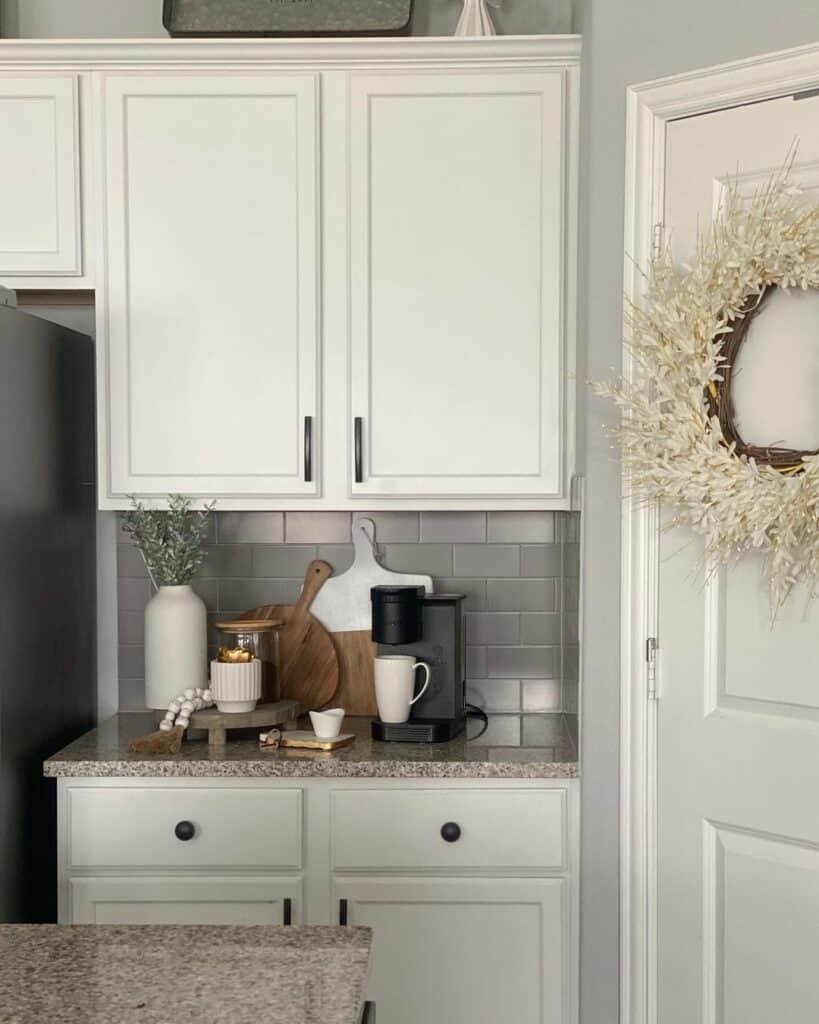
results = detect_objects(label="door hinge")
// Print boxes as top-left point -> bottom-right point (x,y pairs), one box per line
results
651,223 -> 665,262
646,636 -> 658,700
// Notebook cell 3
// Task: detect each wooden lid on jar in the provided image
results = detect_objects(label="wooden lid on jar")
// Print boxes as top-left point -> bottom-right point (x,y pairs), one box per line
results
213,619 -> 283,633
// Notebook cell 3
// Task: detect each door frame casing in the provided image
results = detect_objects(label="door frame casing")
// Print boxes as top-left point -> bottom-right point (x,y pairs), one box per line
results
621,39 -> 819,1024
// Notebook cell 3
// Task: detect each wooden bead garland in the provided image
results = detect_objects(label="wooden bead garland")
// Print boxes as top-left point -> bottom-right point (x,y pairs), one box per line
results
158,687 -> 214,732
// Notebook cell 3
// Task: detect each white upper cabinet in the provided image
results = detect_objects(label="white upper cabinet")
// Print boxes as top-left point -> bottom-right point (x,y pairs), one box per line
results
0,74 -> 81,277
348,69 -> 575,499
99,73 -> 320,501
0,39 -> 577,507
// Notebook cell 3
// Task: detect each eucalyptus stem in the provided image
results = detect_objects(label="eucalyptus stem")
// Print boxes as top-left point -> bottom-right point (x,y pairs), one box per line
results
121,495 -> 214,588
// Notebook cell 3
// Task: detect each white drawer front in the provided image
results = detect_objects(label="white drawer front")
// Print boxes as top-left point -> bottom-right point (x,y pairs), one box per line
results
68,787 -> 302,869
332,788 -> 566,872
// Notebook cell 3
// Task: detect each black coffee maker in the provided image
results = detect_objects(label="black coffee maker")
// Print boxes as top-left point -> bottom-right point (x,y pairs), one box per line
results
370,585 -> 466,743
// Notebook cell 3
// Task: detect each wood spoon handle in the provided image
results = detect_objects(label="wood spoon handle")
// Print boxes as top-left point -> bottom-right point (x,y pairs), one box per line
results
296,560 -> 333,613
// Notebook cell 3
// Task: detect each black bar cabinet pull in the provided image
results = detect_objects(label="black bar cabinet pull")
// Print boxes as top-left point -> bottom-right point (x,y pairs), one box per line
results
354,417 -> 363,483
304,415 -> 313,482
283,898 -> 292,926
339,898 -> 348,926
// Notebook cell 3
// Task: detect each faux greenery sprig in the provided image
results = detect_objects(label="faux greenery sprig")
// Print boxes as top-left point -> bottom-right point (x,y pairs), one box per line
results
121,495 -> 214,590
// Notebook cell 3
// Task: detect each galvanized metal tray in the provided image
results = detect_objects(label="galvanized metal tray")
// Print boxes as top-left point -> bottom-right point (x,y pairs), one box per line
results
163,0 -> 413,37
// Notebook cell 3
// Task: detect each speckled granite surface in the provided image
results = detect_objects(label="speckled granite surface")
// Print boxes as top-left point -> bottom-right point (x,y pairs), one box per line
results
44,713 -> 578,779
0,925 -> 371,1024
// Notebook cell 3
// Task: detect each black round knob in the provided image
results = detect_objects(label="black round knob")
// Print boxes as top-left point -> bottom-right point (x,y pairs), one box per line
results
440,821 -> 461,843
174,820 -> 196,842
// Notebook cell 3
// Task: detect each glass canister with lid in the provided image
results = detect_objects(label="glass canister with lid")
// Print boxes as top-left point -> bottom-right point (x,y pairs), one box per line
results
210,619 -> 280,712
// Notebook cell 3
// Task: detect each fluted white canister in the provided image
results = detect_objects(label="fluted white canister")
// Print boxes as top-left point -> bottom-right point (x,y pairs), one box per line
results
210,659 -> 262,713
144,585 -> 207,710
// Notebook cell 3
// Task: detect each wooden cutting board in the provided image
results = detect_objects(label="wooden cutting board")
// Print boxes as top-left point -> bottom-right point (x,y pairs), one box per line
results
330,631 -> 379,716
241,560 -> 339,712
310,516 -> 433,714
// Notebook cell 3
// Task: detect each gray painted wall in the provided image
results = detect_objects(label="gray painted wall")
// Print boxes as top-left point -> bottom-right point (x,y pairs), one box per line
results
576,2 -> 819,1022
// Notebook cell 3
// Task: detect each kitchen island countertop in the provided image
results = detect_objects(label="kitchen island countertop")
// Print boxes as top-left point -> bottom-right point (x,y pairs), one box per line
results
44,712 -> 577,779
0,924 -> 371,1024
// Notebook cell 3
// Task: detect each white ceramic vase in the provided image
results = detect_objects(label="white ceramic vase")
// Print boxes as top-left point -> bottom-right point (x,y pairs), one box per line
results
455,0 -> 496,36
144,584 -> 207,710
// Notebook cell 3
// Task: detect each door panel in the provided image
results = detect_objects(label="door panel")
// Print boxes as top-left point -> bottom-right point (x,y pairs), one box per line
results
100,73 -> 319,499
349,71 -> 571,497
658,94 -> 819,1024
68,876 -> 301,925
334,876 -> 566,1024
0,75 -> 80,275
704,823 -> 819,1024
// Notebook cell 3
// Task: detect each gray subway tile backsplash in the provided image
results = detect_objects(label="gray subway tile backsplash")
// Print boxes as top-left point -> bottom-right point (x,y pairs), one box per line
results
520,544 -> 562,578
466,679 -> 522,713
217,511 -> 284,544
420,511 -> 486,543
284,511 -> 351,544
487,579 -> 557,612
453,543 -> 520,578
522,679 -> 562,712
360,511 -> 420,543
116,509 -> 580,718
487,645 -> 556,679
382,543 -> 453,576
520,612 -> 561,645
465,612 -> 520,645
197,545 -> 253,579
487,510 -> 555,543
251,544 -> 317,579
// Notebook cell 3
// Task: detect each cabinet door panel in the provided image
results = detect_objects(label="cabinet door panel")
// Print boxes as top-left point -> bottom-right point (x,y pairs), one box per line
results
349,71 -> 570,497
0,75 -> 80,275
69,876 -> 301,925
335,877 -> 566,1024
100,74 -> 319,499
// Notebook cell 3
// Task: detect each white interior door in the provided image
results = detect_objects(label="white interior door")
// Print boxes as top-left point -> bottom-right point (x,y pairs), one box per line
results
99,73 -> 319,502
657,95 -> 819,1024
348,70 -> 572,498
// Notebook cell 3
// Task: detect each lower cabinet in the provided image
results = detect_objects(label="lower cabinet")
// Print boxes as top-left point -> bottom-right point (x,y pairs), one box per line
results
69,875 -> 301,926
58,778 -> 577,1023
334,877 -> 566,1024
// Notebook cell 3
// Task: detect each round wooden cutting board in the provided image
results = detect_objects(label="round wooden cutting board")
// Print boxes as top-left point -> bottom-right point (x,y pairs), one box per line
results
241,559 -> 339,712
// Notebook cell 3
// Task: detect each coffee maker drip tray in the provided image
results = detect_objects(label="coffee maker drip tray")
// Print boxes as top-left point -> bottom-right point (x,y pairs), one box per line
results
372,716 -> 466,743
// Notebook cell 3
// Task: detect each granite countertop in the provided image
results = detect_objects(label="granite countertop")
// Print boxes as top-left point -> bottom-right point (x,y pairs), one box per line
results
0,924 -> 371,1024
44,713 -> 578,780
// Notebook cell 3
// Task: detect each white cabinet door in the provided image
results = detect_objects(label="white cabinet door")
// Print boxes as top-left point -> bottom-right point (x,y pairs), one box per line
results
68,875 -> 301,925
99,74 -> 319,502
0,75 -> 81,276
348,70 -> 574,498
334,877 -> 567,1024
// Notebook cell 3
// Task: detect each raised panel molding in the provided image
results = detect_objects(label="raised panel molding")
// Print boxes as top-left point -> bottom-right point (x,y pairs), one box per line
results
0,74 -> 81,275
703,821 -> 819,1024
703,563 -> 819,720
99,73 -> 319,500
348,69 -> 575,499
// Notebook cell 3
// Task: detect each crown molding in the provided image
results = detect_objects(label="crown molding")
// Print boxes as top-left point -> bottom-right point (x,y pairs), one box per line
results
0,34 -> 581,70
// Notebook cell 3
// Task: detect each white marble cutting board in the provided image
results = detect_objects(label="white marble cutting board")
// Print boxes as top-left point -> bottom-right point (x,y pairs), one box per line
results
310,516 -> 433,633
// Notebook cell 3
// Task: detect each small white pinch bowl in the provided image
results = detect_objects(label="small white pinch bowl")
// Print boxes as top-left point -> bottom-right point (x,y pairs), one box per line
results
309,708 -> 345,739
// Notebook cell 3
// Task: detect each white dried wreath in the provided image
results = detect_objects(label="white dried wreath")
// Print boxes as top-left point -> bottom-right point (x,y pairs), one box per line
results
595,164 -> 819,615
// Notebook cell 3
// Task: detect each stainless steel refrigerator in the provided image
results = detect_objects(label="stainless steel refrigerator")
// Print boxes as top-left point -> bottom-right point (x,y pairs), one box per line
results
0,290 -> 96,922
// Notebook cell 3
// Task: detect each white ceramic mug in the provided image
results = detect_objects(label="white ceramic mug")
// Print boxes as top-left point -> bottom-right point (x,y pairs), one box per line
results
374,655 -> 431,724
